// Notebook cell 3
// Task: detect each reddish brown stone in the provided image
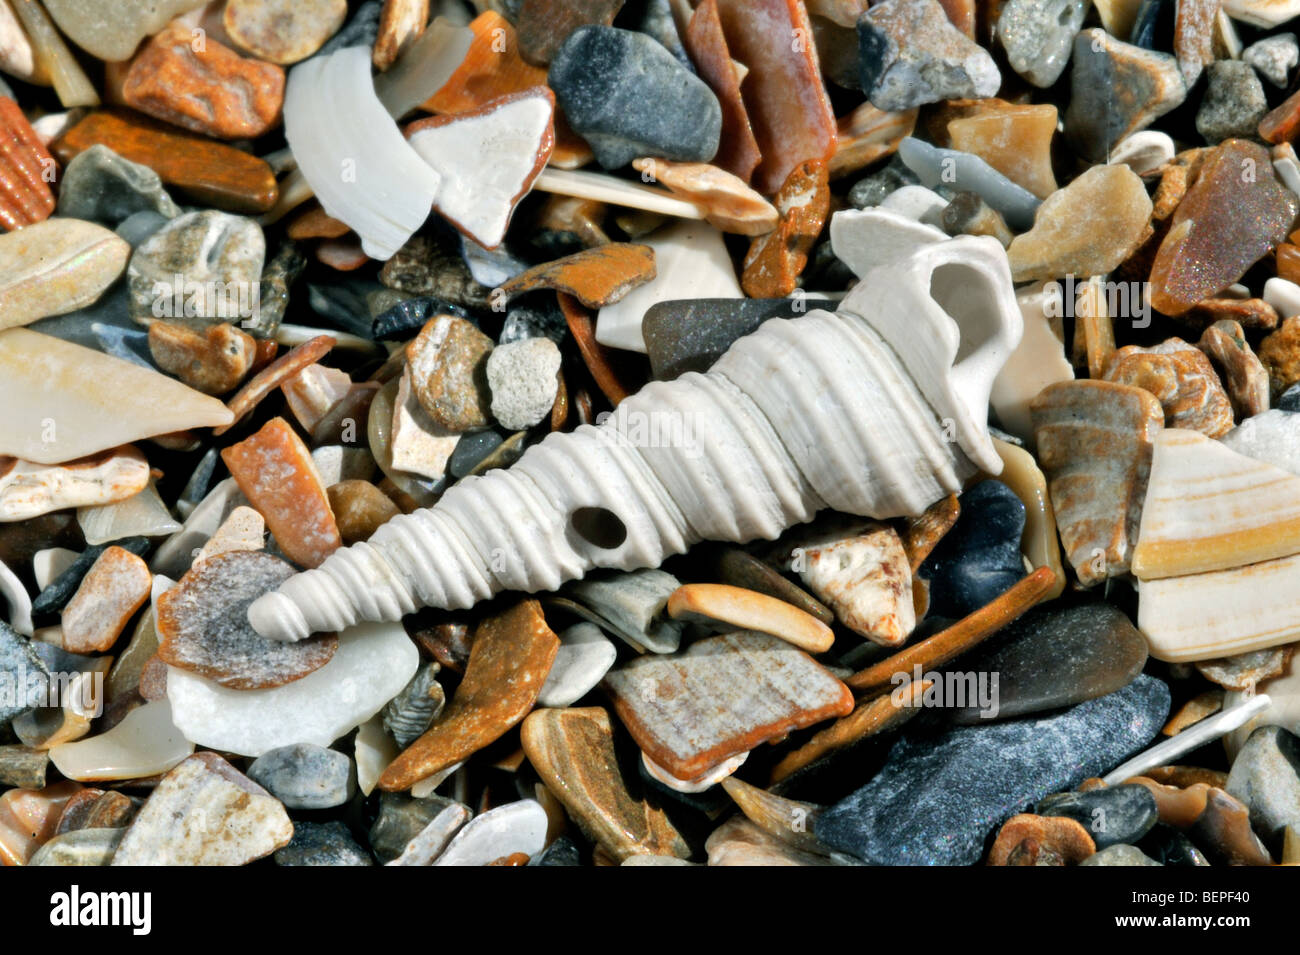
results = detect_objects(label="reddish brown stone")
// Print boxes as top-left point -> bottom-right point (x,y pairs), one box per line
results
327,480 -> 400,544
61,546 -> 151,654
122,25 -> 285,140
1182,297 -> 1280,332
378,599 -> 559,791
0,96 -> 55,232
516,0 -> 623,66
1260,86 -> 1300,144
1260,315 -> 1300,399
558,292 -> 643,406
501,243 -> 656,308
287,206 -> 350,240
683,0 -> 762,183
1103,339 -> 1236,437
1278,242 -> 1300,284
221,417 -> 342,569
315,237 -> 369,271
742,159 -> 831,297
51,110 -> 278,215
148,321 -> 257,396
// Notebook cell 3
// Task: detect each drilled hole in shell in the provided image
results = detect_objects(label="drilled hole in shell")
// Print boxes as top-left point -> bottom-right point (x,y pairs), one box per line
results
569,507 -> 628,550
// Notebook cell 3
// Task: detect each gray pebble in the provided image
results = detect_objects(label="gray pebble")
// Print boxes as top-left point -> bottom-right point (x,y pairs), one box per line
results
998,0 -> 1088,87
247,743 -> 355,810
1196,60 -> 1268,144
1226,725 -> 1300,845
275,821 -> 374,866
897,136 -> 1041,231
57,144 -> 180,226
1244,33 -> 1299,88
1079,844 -> 1163,866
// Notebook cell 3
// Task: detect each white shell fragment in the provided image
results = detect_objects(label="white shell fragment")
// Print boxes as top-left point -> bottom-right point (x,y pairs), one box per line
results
537,622 -> 618,708
0,556 -> 33,635
166,621 -> 419,756
643,750 -> 747,793
431,799 -> 548,866
1108,130 -> 1175,174
533,167 -> 706,220
77,481 -> 181,545
989,281 -> 1075,442
829,207 -> 944,278
49,699 -> 193,782
249,237 -> 1022,642
0,445 -> 149,521
0,329 -> 233,465
596,221 -> 743,353
283,46 -> 442,261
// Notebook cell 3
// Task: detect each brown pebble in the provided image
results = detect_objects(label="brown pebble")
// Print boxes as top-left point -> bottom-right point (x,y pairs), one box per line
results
405,315 -> 494,431
61,546 -> 151,654
148,321 -> 257,396
742,159 -> 830,297
988,814 -> 1096,866
327,480 -> 400,544
1104,339 -> 1235,437
1259,315 -> 1300,400
1183,297 -> 1280,332
224,0 -> 348,66
1196,319 -> 1269,420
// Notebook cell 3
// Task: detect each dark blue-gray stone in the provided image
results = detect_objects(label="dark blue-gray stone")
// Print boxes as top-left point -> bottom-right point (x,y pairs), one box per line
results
307,281 -> 378,338
57,144 -> 180,226
848,155 -> 921,210
549,26 -> 721,169
91,322 -> 153,369
947,602 -> 1147,724
642,298 -> 813,380
275,821 -> 374,866
248,743 -> 355,809
1035,784 -> 1159,849
500,298 -> 568,345
919,480 -> 1025,619
252,240 -> 307,336
528,834 -> 582,866
1129,0 -> 1173,51
1226,726 -> 1300,844
0,623 -> 49,725
27,286 -> 133,352
1139,823 -> 1210,866
1277,382 -> 1300,412
371,297 -> 474,341
30,538 -> 151,621
318,0 -> 381,55
635,0 -> 694,72
449,430 -> 506,479
815,675 -> 1170,865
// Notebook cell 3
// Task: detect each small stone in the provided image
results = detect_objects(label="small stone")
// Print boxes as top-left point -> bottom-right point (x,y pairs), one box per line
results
816,676 -> 1170,865
857,0 -> 1000,110
1226,725 -> 1300,844
1261,316 -> 1300,399
378,600 -> 559,792
51,110 -> 279,216
564,567 -> 685,653
1173,0 -> 1218,86
248,743 -> 354,810
483,337 -> 562,432
602,630 -> 853,780
536,623 -> 616,708
1186,296 -> 1280,332
997,0 -> 1087,87
389,367 -> 460,480
0,96 -> 55,232
1079,843 -> 1163,866
382,661 -> 445,749
1036,784 -> 1160,849
156,551 -> 337,690
1031,380 -> 1164,585
56,144 -> 179,227
1243,33 -> 1298,87
127,210 -> 265,325
950,602 -> 1148,723
548,26 -> 721,170
500,243 -> 656,309
275,820 -> 373,866
988,813 -> 1096,865
705,814 -> 834,865
946,103 -> 1057,200
40,0 -> 208,62
0,447 -> 149,522
447,430 -> 505,480
369,791 -> 466,863
32,538 -> 149,620
897,136 -> 1040,231
1198,320 -> 1270,420
48,698 -> 192,782
0,0 -> 43,84
848,155 -> 920,209
713,0 -> 837,194
919,481 -> 1025,619
0,781 -> 83,865
1190,785 -> 1274,865
0,745 -> 49,789
682,0 -> 762,183
166,621 -> 418,757
1104,339 -> 1235,437
1150,140 -> 1298,317
221,417 -> 342,569
77,481 -> 180,546
406,315 -> 493,432
27,827 -> 125,866
112,752 -> 293,866
522,706 -> 689,861
742,160 -> 831,298
0,625 -> 47,725
122,24 -> 285,141
1065,29 -> 1187,165
327,480 -> 399,545
1198,648 -> 1293,691
282,363 -> 352,434
0,218 -> 130,329
224,0 -> 348,65
60,546 -> 150,654
830,99 -> 917,179
148,321 -> 256,396
516,0 -> 624,66
1197,61 -> 1268,145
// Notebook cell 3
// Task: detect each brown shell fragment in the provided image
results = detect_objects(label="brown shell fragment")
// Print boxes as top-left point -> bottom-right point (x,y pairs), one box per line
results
742,159 -> 830,297
900,494 -> 960,573
1103,339 -> 1235,437
988,814 -> 1096,866
215,335 -> 336,435
0,95 -> 55,232
499,243 -> 656,308
558,293 -> 643,406
156,550 -> 337,690
148,321 -> 257,396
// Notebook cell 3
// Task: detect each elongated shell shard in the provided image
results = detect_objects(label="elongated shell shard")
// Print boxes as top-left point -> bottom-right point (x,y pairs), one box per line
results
249,237 -> 1023,643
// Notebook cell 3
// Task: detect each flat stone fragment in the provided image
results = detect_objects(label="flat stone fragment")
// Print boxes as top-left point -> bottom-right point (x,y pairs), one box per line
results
946,102 -> 1058,199
1197,647 -> 1294,690
60,546 -> 151,654
275,820 -> 373,866
111,752 -> 293,866
1174,0 -> 1218,86
28,827 -> 125,866
48,699 -> 192,782
156,551 -> 337,690
382,662 -> 444,750
548,25 -> 721,170
1007,165 -> 1153,283
248,743 -> 354,810
602,630 -> 854,780
788,523 -> 912,646
0,218 -> 130,329
714,0 -> 837,195
148,321 -> 257,396
815,676 -> 1169,865
997,0 -> 1087,87
1197,61 -> 1268,144
742,160 -> 831,297
1065,30 -> 1187,164
52,110 -> 277,216
1031,380 -> 1164,586
949,602 -> 1148,724
830,100 -> 917,179
216,335 -> 336,436
988,813 -> 1096,865
122,24 -> 285,140
1189,786 -> 1274,865
857,0 -> 1000,111
499,243 -> 656,309
127,209 -> 265,325
389,368 -> 460,480
563,567 -> 685,653
0,95 -> 55,232
897,136 -> 1040,231
0,625 -> 46,724
378,600 -> 559,791
1243,33 -> 1298,87
405,315 -> 493,432
537,622 -> 617,707
521,706 -> 690,861
221,417 -> 342,569
667,583 -> 834,654
40,0 -> 206,62
369,791 -> 465,862
1104,340 -> 1234,438
1198,319 -> 1269,420
0,780 -> 82,865
168,621 -> 417,757
682,0 -> 761,182
224,0 -> 348,65
1149,140 -> 1298,316
0,446 -> 148,522
1036,784 -> 1160,849
0,745 -> 49,788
